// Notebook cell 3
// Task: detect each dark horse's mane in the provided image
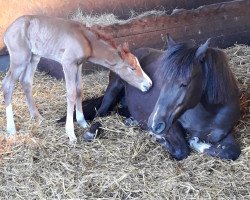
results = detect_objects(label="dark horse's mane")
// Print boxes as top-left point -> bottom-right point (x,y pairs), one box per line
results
157,42 -> 239,104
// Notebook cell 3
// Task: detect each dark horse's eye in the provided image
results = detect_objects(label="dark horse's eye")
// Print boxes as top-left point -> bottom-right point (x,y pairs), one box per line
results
180,83 -> 187,88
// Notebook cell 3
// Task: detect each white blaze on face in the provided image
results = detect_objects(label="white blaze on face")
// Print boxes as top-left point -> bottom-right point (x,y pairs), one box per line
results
6,104 -> 16,135
189,137 -> 211,153
151,106 -> 160,129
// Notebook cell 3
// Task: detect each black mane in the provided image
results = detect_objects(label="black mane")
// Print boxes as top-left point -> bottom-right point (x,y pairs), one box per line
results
203,48 -> 239,104
158,42 -> 239,104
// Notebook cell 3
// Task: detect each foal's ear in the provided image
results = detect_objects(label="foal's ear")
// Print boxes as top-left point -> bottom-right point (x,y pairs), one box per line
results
122,42 -> 130,53
118,42 -> 130,58
195,38 -> 211,60
166,33 -> 176,47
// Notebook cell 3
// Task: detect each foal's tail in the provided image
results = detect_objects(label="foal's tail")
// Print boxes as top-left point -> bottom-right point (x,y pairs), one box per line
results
57,96 -> 104,123
0,46 -> 8,56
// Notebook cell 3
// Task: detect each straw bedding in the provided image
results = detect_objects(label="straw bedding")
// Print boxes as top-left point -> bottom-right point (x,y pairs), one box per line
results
0,44 -> 249,199
0,11 -> 249,198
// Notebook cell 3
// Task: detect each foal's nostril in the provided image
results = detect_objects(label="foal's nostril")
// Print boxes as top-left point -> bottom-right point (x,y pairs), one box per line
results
153,122 -> 166,134
141,84 -> 150,92
143,85 -> 149,92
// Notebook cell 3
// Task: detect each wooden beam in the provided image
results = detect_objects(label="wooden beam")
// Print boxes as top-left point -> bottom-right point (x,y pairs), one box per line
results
95,0 -> 250,49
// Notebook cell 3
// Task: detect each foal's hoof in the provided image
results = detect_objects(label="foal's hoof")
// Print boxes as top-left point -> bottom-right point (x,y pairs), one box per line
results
7,126 -> 16,136
68,138 -> 77,146
5,134 -> 17,143
83,122 -> 102,142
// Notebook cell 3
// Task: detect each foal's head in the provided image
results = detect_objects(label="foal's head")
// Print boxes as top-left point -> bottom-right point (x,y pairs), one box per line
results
114,42 -> 152,92
148,36 -> 210,134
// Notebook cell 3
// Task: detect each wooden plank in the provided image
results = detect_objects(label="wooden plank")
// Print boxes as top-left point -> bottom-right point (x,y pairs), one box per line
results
96,0 -> 250,47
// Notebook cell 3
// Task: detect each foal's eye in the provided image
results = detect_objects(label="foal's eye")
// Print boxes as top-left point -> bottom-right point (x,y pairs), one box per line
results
180,83 -> 187,88
130,67 -> 136,71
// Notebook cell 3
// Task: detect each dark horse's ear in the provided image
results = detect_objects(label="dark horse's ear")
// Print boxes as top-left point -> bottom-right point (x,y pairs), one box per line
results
166,33 -> 176,47
195,38 -> 211,60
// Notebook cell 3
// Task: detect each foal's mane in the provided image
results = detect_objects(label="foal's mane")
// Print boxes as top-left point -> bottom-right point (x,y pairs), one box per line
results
88,26 -> 117,49
158,42 -> 239,104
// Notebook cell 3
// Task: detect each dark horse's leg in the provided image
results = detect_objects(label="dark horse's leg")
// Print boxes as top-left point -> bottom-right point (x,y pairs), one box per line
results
83,72 -> 126,141
204,132 -> 241,160
97,72 -> 125,117
189,132 -> 241,160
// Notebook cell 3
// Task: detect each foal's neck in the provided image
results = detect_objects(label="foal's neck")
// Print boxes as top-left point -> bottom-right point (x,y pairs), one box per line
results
85,30 -> 121,69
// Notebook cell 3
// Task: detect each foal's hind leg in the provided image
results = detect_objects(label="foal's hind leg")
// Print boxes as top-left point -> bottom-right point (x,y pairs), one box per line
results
19,55 -> 42,121
75,64 -> 88,128
2,54 -> 31,135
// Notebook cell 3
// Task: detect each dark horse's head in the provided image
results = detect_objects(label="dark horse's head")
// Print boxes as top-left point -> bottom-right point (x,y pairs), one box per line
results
148,35 -> 211,134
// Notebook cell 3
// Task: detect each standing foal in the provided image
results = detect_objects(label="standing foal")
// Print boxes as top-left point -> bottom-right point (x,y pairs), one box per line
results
2,15 -> 152,143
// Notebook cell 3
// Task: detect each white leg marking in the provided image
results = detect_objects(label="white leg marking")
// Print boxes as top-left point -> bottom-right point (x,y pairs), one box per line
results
6,104 -> 16,135
189,137 -> 211,153
65,115 -> 77,144
76,109 -> 88,128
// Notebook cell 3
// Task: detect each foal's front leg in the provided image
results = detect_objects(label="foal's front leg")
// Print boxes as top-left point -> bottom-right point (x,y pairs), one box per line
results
75,64 -> 88,128
62,64 -> 78,143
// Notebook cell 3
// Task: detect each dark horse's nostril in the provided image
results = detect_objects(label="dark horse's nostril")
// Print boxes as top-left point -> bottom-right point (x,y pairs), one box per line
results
153,122 -> 166,134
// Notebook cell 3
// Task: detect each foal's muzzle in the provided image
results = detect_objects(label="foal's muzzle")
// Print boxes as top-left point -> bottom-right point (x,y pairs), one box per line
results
141,82 -> 152,92
140,72 -> 152,92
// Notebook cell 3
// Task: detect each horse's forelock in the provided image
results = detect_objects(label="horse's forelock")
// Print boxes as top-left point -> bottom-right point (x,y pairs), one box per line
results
158,42 -> 198,83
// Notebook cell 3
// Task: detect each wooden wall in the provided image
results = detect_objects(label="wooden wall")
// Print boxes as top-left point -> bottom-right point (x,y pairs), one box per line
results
0,0 -> 232,48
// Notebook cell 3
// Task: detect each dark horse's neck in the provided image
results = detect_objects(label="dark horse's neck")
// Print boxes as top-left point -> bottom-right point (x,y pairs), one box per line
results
201,48 -> 239,106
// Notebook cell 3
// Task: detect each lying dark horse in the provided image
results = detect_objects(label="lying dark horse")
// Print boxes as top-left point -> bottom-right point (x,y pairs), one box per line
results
59,36 -> 241,160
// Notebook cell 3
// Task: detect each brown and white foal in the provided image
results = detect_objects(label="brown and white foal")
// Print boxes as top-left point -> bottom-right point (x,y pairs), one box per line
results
2,15 -> 152,143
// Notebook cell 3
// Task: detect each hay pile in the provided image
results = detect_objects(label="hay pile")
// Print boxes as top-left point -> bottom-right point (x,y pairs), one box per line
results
0,44 -> 249,199
70,8 -> 166,26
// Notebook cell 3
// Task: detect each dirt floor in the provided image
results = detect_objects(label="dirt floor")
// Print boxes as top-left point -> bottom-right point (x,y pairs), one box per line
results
0,44 -> 249,199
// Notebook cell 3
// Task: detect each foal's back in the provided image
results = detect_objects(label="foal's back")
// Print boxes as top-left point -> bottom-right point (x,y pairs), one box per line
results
4,15 -> 92,62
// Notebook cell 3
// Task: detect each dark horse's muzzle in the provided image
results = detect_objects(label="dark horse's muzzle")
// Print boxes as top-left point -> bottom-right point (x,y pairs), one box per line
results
150,122 -> 190,160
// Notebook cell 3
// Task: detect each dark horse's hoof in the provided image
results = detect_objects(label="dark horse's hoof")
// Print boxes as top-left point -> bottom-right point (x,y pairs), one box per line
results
83,122 -> 102,142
